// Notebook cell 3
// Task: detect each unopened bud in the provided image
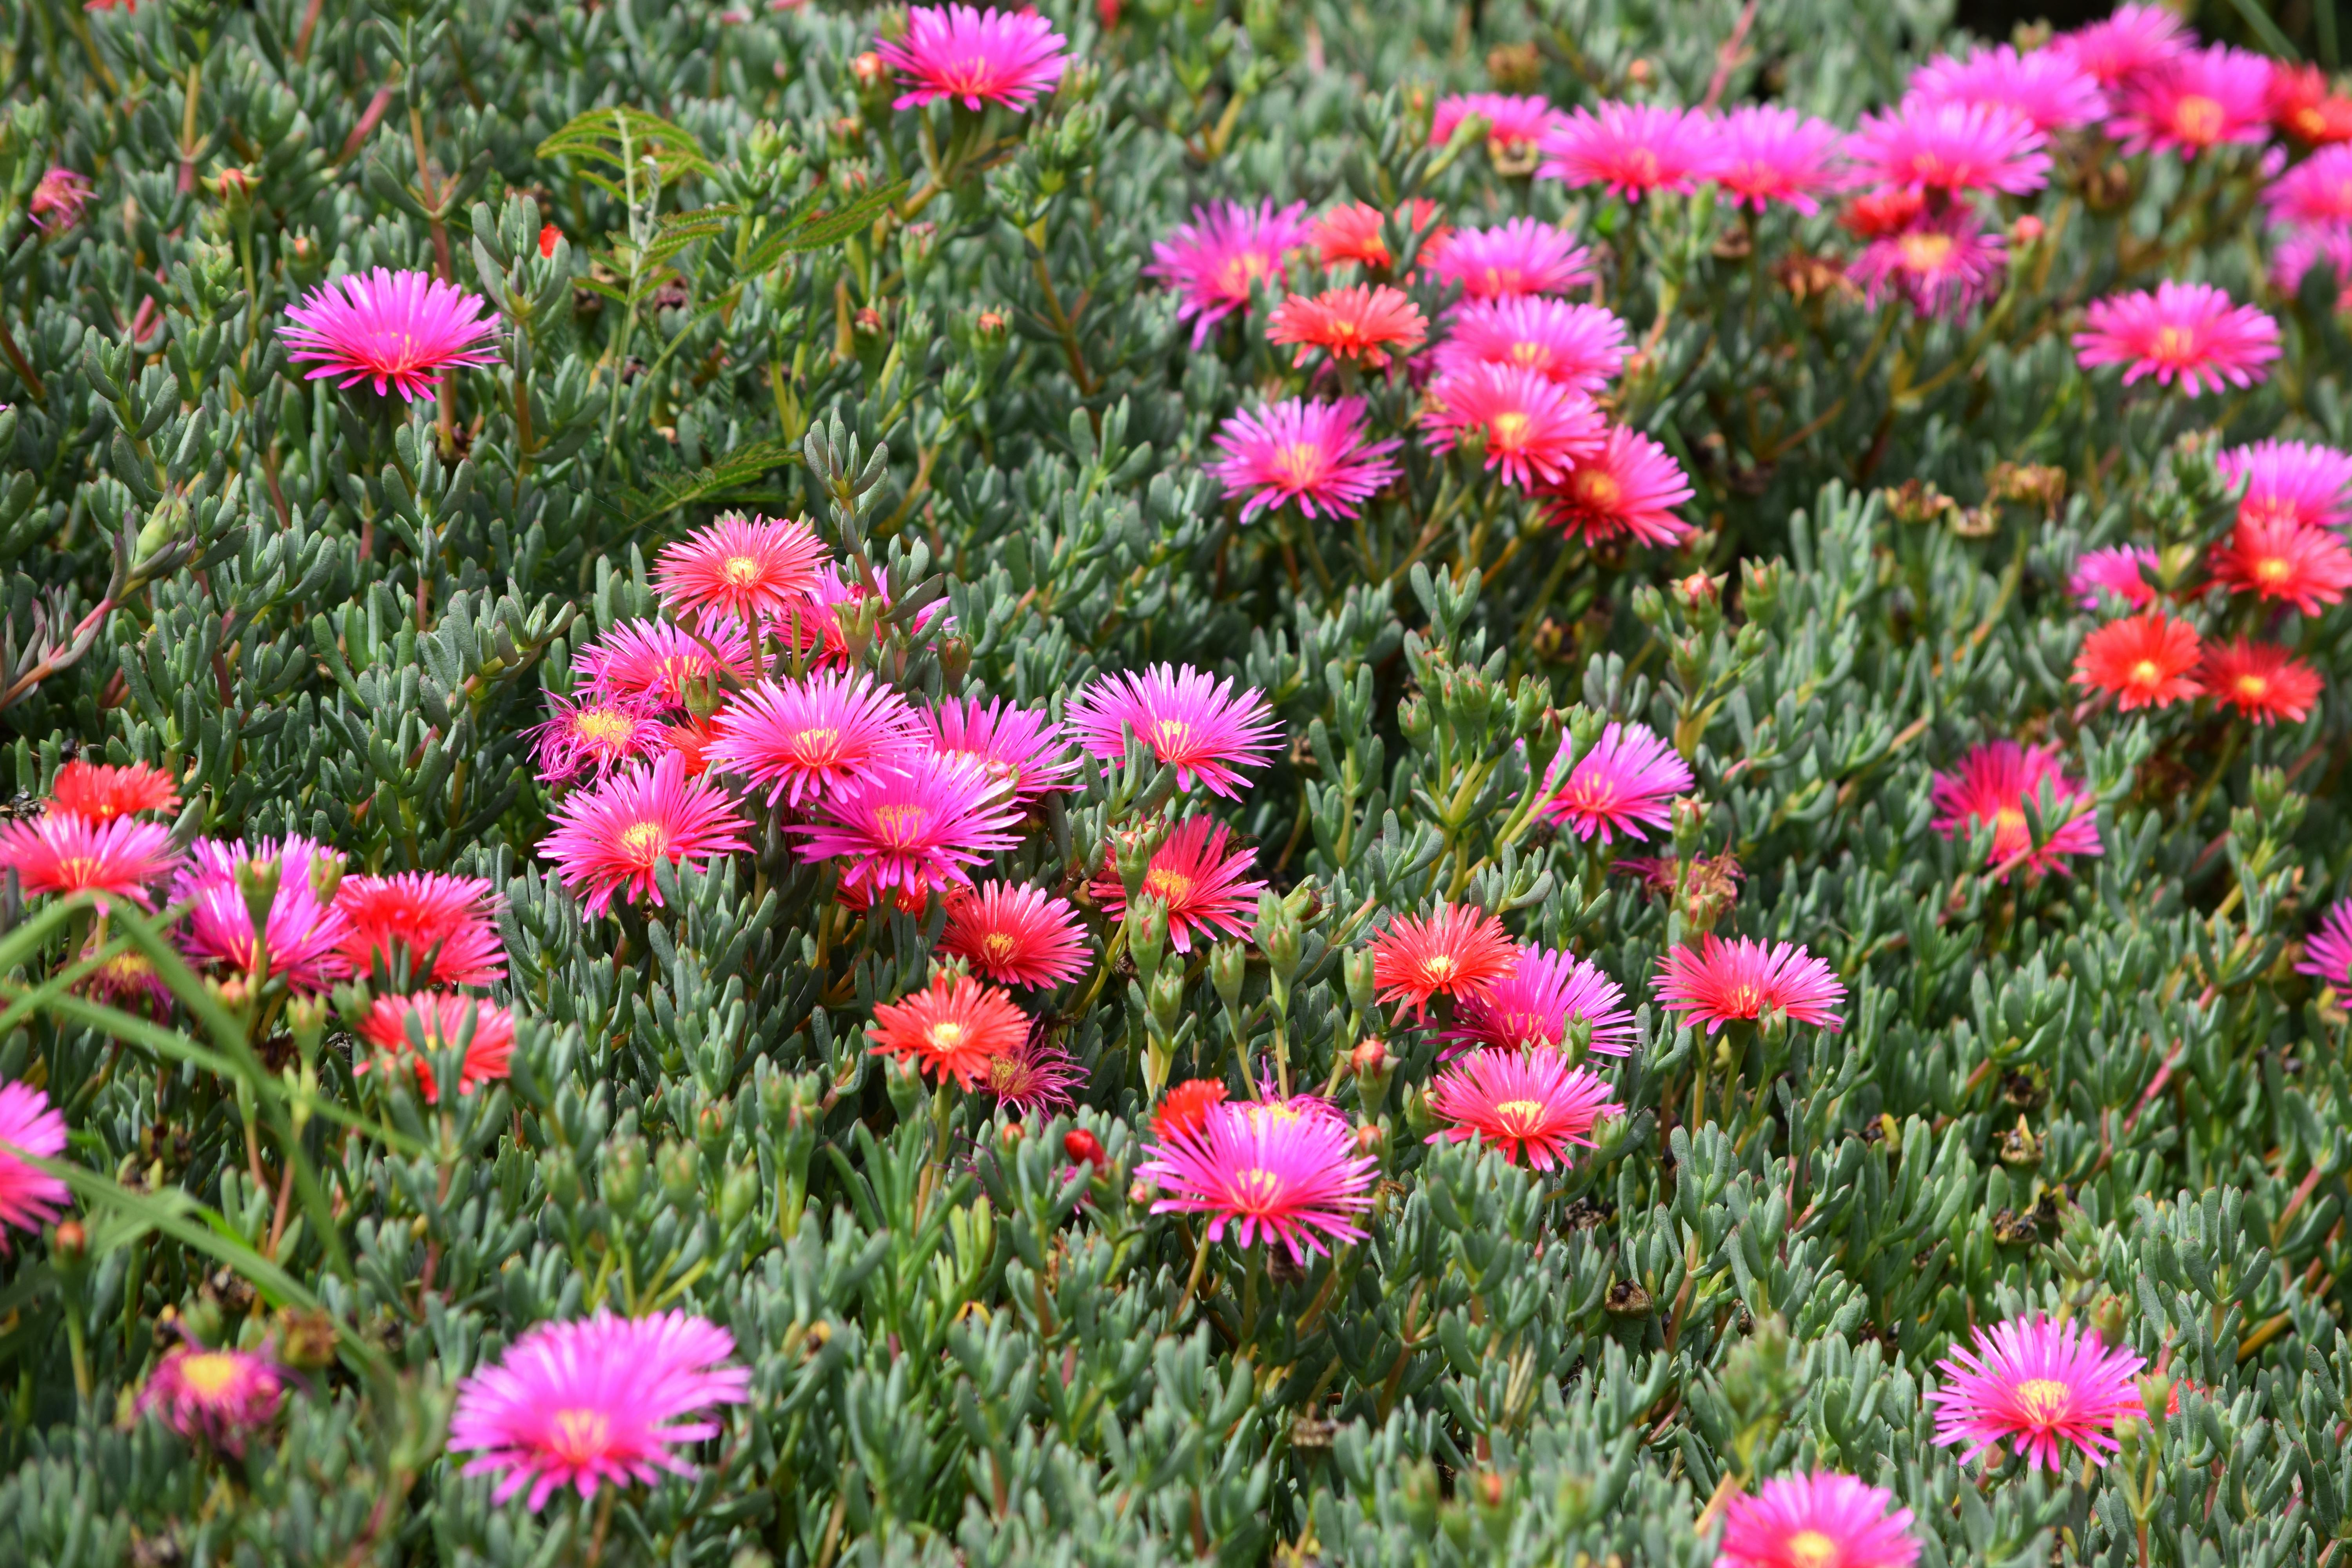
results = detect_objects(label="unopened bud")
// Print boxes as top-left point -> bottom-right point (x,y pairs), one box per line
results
539,223 -> 562,259
975,307 -> 1008,338
854,305 -> 884,335
1344,947 -> 1377,1013
1064,1129 -> 1107,1170
852,51 -> 885,87
2009,214 -> 2044,247
1353,1122 -> 1386,1156
52,1220 -> 86,1261
1350,1040 -> 1387,1077
1210,940 -> 1246,1013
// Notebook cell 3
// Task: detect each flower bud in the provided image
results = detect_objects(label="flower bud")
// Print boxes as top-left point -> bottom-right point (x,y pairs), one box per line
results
883,1052 -> 927,1119
1001,1121 -> 1024,1147
1210,939 -> 1246,1013
2009,214 -> 2044,247
1147,962 -> 1185,1031
852,51 -> 886,87
975,307 -> 1009,339
539,223 -> 563,260
1128,893 -> 1169,985
52,1220 -> 86,1262
1353,1121 -> 1386,1156
720,1162 -> 759,1227
1344,947 -> 1377,1013
1064,1129 -> 1107,1171
1671,795 -> 1706,855
602,1136 -> 647,1212
657,1139 -> 699,1208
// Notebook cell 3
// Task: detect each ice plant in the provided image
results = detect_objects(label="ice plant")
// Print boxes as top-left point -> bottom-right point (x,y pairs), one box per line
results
1423,364 -> 1604,490
281,268 -> 499,400
1152,1079 -> 1230,1140
0,814 -> 179,907
527,691 -> 669,783
2296,898 -> 2352,986
1368,903 -> 1517,1017
47,760 -> 179,822
2055,3 -> 2190,88
789,752 -> 1024,897
1308,198 -> 1446,269
2217,440 -> 2352,531
1707,105 -> 1846,211
2073,282 -> 2279,397
2269,63 -> 2352,145
1928,1315 -> 2147,1470
650,514 -> 828,630
1432,298 -> 1628,392
2074,610 -> 2203,710
1654,935 -> 1847,1033
1421,218 -> 1595,301
704,670 -> 924,807
2264,145 -> 2352,229
939,882 -> 1091,987
1542,427 -> 1698,547
1430,93 -> 1568,157
1266,284 -> 1428,369
1715,1472 -> 1920,1568
920,695 -> 1077,804
1537,101 -> 1713,198
448,1311 -> 751,1511
359,993 -> 517,1101
873,4 -> 1068,111
2209,517 -> 2352,615
1930,740 -> 2102,878
1444,945 -> 1636,1057
2108,45 -> 2275,158
136,1344 -> 287,1456
2202,638 -> 2322,725
1209,397 -> 1405,522
335,871 -> 508,987
537,753 -> 752,918
867,969 -> 1029,1088
1134,1097 -> 1377,1263
1064,664 -> 1282,799
1849,211 -> 2007,319
575,619 -> 755,711
1910,44 -> 2109,132
1425,1047 -> 1621,1170
1545,720 -> 1693,842
2069,544 -> 2160,609
1092,817 -> 1267,951
2272,224 -> 2352,311
1844,99 -> 2050,196
28,167 -> 93,232
1147,200 -> 1312,347
0,1082 -> 68,1249
173,837 -> 352,993
980,1021 -> 1084,1116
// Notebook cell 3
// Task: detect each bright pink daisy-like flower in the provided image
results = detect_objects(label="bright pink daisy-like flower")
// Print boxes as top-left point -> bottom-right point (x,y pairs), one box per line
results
2218,440 -> 2352,531
1209,398 -> 1404,523
1537,101 -> 1714,199
2054,3 -> 2190,89
282,269 -> 499,401
1432,93 -> 1568,151
335,871 -> 506,988
1911,44 -> 2109,133
1267,284 -> 1428,369
1544,720 -> 1693,843
527,691 -> 670,784
1541,425 -> 1697,547
538,753 -> 751,918
575,619 -> 754,712
1147,200 -> 1312,348
2272,222 -> 2352,310
173,836 -> 353,993
2263,145 -> 2352,228
789,752 -> 1024,897
1065,664 -> 1281,799
1370,903 -> 1517,1018
2069,544 -> 2161,609
874,4 -> 1067,111
1847,99 -> 2050,195
1425,1047 -> 1621,1170
359,993 -> 517,1102
1422,218 -> 1596,301
1093,817 -> 1266,952
1433,298 -> 1628,393
2210,516 -> 2352,615
1850,210 -> 2009,319
1706,105 -> 1845,212
2109,45 -> 2275,158
1931,740 -> 2102,878
921,695 -> 1076,804
1716,1472 -> 1920,1568
2203,638 -> 2323,725
0,814 -> 179,908
136,1344 -> 286,1456
704,670 -> 924,808
49,760 -> 180,823
2073,282 -> 2280,397
651,514 -> 828,630
1444,944 -> 1635,1057
981,1020 -> 1084,1116
2297,897 -> 2352,985
29,167 -> 93,233
1136,1096 -> 1377,1264
869,969 -> 1029,1087
940,882 -> 1090,987
449,1311 -> 751,1511
0,1082 -> 68,1249
1654,935 -> 1846,1034
1424,364 -> 1604,490
1929,1315 -> 2147,1470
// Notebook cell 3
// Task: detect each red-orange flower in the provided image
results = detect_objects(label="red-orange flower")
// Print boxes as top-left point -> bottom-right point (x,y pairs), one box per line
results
1309,198 -> 1446,268
49,760 -> 180,823
1368,903 -> 1517,1018
1151,1078 -> 1230,1141
2073,611 -> 2202,710
867,971 -> 1028,1089
2201,639 -> 2322,725
1267,285 -> 1428,369
2208,517 -> 2352,616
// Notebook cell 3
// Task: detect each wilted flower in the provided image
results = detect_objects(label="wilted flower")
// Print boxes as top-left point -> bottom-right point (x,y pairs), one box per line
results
980,1019 -> 1085,1116
2073,282 -> 2279,397
1928,1315 -> 2146,1470
1065,664 -> 1281,799
867,969 -> 1028,1088
874,4 -> 1068,111
2074,610 -> 2203,709
528,691 -> 670,783
1209,397 -> 1405,523
1135,1097 -> 1377,1264
282,269 -> 500,401
1654,935 -> 1846,1033
29,167 -> 93,232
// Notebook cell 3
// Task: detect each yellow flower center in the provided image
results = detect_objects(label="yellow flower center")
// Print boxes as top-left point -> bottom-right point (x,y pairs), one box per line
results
1494,1098 -> 1546,1130
2253,554 -> 2293,584
1232,1167 -> 1284,1209
546,1408 -> 614,1465
1994,806 -> 2028,838
1898,230 -> 1955,274
874,804 -> 926,846
1154,719 -> 1194,753
1480,267 -> 1523,294
2153,325 -> 2197,363
1274,442 -> 1325,486
1421,954 -> 1459,982
56,855 -> 103,887
2015,1377 -> 2073,1423
722,555 -> 764,588
620,821 -> 668,864
1144,868 -> 1194,901
1784,1530 -> 1840,1568
929,1020 -> 966,1049
982,933 -> 1017,960
2236,673 -> 2270,700
1507,339 -> 1547,367
1572,470 -> 1621,508
1626,149 -> 1660,181
2130,658 -> 2162,687
1490,412 -> 1532,450
575,710 -> 636,746
2172,94 -> 2225,144
793,726 -> 842,760
178,1352 -> 244,1401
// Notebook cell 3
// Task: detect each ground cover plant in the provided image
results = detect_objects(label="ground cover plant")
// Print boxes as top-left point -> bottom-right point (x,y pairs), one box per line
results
4,0 -> 2352,1562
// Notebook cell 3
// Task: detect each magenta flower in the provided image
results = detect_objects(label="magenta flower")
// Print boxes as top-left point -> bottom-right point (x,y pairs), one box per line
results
1092,817 -> 1266,952
1849,210 -> 2008,319
651,514 -> 828,632
2055,4 -> 2191,89
2272,223 -> 2352,310
1537,102 -> 1715,199
1433,298 -> 1628,393
1928,1315 -> 2147,1470
29,167 -> 93,233
2074,282 -> 2280,397
1147,200 -> 1312,348
1135,1096 -> 1377,1263
2109,45 -> 2275,158
2296,898 -> 2352,986
1910,44 -> 2109,132
875,4 -> 1067,112
1654,935 -> 1847,1034
1422,218 -> 1596,301
1430,93 -> 1570,156
1444,944 -> 1635,1058
282,269 -> 499,401
704,670 -> 925,808
1065,664 -> 1281,799
0,813 -> 180,908
1707,105 -> 1846,212
921,695 -> 1076,804
1545,720 -> 1692,843
1846,99 -> 2050,195
575,619 -> 754,712
1716,1472 -> 1920,1568
1209,397 -> 1405,523
0,1081 -> 68,1250
1542,425 -> 1697,547
448,1310 -> 751,1510
2263,144 -> 2352,228
174,836 -> 354,995
537,753 -> 752,918
2218,439 -> 2352,532
1424,364 -> 1605,490
787,751 -> 1024,897
528,691 -> 670,784
1931,740 -> 2102,878
2069,544 -> 2161,609
137,1344 -> 287,1456
1425,1047 -> 1621,1171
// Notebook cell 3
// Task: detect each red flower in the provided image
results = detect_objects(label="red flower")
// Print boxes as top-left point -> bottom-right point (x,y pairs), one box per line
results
1310,198 -> 1446,269
1368,903 -> 1517,1018
1267,285 -> 1428,369
1841,189 -> 1928,239
2201,639 -> 2322,725
2271,63 -> 2352,145
48,760 -> 180,823
2073,611 -> 2202,710
1151,1079 -> 1230,1141
867,971 -> 1028,1090
358,993 -> 516,1102
2208,517 -> 2352,616
538,224 -> 562,259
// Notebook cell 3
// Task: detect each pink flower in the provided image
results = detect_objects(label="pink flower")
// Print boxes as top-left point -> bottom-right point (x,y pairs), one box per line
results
136,1344 -> 286,1456
1545,720 -> 1693,843
1654,935 -> 1846,1034
704,670 -> 925,808
448,1311 -> 751,1511
1432,298 -> 1628,393
1910,44 -> 2109,132
1424,364 -> 1604,490
1422,218 -> 1596,301
1443,944 -> 1634,1057
359,993 -> 517,1101
335,871 -> 507,988
537,753 -> 752,918
2070,544 -> 2161,609
528,690 -> 670,783
1064,664 -> 1281,799
0,1082 -> 68,1250
1931,740 -> 2103,878
1537,102 -> 1714,198
1135,1097 -> 1377,1263
2296,897 -> 2352,986
874,4 -> 1067,112
1928,1315 -> 2147,1470
1716,1472 -> 1920,1568
1432,93 -> 1570,157
1849,209 -> 2008,319
1209,397 -> 1405,523
650,514 -> 828,631
2073,282 -> 2280,397
173,836 -> 353,994
2217,439 -> 2352,531
2271,222 -> 2352,310
920,695 -> 1076,804
1706,106 -> 1846,212
2109,45 -> 2275,158
1846,99 -> 2050,195
788,752 -> 1024,897
1541,425 -> 1697,547
1092,817 -> 1265,952
2054,4 -> 2191,89
1425,1047 -> 1621,1170
1147,200 -> 1312,348
940,882 -> 1091,987
29,167 -> 93,233
2263,145 -> 2352,228
282,268 -> 499,401
575,619 -> 754,712
0,813 -> 180,907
